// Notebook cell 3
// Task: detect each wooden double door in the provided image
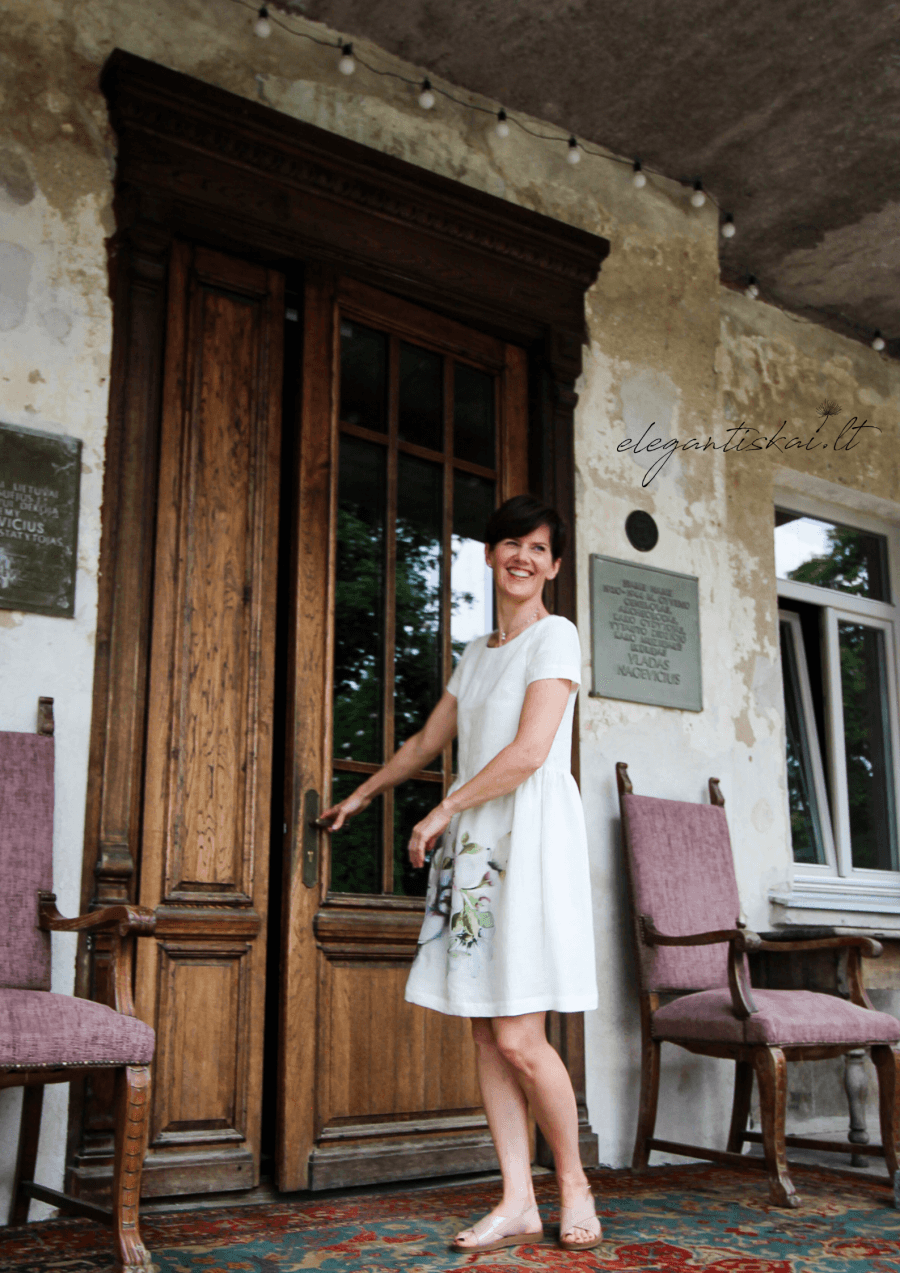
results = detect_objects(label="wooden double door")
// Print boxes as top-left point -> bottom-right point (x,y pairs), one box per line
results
132,241 -> 530,1194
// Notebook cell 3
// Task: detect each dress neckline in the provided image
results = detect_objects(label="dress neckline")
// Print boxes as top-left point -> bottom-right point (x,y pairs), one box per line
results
485,614 -> 554,651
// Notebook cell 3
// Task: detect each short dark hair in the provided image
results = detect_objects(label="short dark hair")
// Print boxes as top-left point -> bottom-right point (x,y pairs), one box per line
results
485,495 -> 567,561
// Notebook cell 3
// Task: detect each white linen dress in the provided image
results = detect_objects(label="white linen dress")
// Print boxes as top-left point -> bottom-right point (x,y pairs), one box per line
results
404,615 -> 598,1018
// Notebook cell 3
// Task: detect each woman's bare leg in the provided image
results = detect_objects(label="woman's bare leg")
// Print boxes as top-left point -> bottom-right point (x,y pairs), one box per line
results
492,1013 -> 599,1244
453,1018 -> 542,1247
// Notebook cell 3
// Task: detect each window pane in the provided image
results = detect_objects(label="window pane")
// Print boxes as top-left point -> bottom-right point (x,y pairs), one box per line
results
395,455 -> 443,744
393,780 -> 438,897
453,470 -> 495,542
454,363 -> 495,468
775,510 -> 889,601
452,471 -> 496,662
779,621 -> 827,864
451,535 -> 494,661
838,621 -> 898,871
334,436 -> 385,764
340,320 -> 387,431
329,773 -> 381,894
398,342 -> 443,452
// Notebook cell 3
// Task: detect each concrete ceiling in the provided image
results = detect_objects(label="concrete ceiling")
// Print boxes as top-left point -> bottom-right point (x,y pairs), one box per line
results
296,0 -> 900,356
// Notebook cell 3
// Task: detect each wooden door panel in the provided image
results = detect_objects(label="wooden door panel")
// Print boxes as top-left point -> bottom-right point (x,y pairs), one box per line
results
151,941 -> 251,1143
324,967 -> 481,1121
135,242 -> 283,1196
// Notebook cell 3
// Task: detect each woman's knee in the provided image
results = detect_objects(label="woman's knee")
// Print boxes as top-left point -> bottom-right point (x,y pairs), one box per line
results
493,1022 -> 543,1074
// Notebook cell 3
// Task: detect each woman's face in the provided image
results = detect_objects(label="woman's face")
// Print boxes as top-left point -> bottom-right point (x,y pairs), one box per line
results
485,523 -> 561,602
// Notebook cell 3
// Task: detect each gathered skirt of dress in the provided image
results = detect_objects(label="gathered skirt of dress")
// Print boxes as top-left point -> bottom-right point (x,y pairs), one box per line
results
404,764 -> 598,1018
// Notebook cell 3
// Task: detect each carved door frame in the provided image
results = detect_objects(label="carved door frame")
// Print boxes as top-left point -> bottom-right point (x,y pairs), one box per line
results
70,48 -> 609,1198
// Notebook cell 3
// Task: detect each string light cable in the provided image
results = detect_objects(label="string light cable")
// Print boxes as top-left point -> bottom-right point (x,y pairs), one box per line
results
225,0 -> 692,178
224,0 -> 889,355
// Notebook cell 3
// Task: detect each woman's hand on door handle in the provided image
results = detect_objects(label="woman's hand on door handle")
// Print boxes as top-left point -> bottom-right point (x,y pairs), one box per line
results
317,788 -> 373,832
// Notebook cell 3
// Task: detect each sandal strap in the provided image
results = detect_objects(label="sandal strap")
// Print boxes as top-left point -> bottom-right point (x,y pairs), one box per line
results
458,1205 -> 541,1247
560,1194 -> 599,1237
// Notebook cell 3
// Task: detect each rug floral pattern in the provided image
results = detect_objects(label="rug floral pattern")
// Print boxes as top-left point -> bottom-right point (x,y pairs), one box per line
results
3,1164 -> 900,1273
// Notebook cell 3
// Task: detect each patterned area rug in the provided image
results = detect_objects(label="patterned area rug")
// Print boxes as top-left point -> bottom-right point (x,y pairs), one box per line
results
3,1164 -> 900,1273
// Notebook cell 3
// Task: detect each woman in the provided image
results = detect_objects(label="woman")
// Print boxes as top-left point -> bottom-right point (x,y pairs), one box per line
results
319,494 -> 600,1252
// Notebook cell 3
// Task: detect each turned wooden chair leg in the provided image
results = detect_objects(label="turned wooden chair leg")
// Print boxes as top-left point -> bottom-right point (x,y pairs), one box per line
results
727,1059 -> 753,1154
111,1065 -> 152,1271
632,1034 -> 661,1170
753,1046 -> 797,1208
871,1044 -> 900,1180
9,1085 -> 44,1226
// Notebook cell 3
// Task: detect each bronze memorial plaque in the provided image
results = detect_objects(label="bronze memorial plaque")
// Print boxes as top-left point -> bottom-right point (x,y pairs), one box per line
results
589,554 -> 702,711
0,422 -> 81,618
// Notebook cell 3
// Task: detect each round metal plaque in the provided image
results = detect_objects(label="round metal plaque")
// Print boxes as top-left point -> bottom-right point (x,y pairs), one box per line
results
625,510 -> 658,552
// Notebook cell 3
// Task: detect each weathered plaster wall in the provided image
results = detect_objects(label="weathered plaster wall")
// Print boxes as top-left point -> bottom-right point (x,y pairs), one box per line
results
1,0 -> 896,1212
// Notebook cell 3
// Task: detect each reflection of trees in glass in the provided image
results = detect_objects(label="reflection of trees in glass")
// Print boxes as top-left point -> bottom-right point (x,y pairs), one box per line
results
838,622 -> 892,870
788,525 -> 877,598
787,530 -> 894,871
395,514 -> 442,744
330,772 -> 381,894
333,506 -> 384,764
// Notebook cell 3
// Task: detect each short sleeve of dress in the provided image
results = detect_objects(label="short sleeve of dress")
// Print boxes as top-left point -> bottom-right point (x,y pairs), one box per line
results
525,617 -> 582,687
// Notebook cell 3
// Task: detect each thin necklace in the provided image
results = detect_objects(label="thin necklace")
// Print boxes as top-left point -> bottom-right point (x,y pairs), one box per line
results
497,609 -> 541,645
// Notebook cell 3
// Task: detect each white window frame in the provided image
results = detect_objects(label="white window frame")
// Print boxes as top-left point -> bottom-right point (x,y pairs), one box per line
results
772,491 -> 900,921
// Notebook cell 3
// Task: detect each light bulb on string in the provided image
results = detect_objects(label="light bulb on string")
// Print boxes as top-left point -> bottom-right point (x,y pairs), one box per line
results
254,5 -> 272,37
872,330 -> 886,351
721,214 -> 735,239
495,108 -> 510,138
690,179 -> 706,208
744,275 -> 759,299
418,79 -> 435,109
338,43 -> 356,75
632,160 -> 647,188
567,136 -> 581,165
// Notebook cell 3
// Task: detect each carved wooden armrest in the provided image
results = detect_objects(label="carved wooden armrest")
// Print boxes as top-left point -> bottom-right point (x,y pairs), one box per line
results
38,891 -> 155,1017
640,915 -> 760,1020
748,931 -> 882,1011
38,891 -> 156,938
640,914 -> 758,949
752,934 -> 883,957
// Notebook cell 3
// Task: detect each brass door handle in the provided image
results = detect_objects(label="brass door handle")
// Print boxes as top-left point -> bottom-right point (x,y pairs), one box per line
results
302,790 -> 320,888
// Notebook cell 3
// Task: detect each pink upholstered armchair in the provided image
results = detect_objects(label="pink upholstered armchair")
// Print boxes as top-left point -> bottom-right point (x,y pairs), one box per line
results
1,699 -> 156,1270
617,762 -> 900,1207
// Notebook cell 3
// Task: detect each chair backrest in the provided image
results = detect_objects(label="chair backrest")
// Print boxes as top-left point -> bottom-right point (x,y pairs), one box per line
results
620,787 -> 740,993
0,727 -> 54,990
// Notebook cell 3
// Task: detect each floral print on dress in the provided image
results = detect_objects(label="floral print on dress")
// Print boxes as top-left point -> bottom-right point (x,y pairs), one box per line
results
417,831 -> 504,961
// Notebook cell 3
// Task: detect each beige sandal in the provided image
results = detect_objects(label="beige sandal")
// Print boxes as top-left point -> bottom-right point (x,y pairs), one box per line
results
451,1204 -> 544,1252
558,1193 -> 602,1251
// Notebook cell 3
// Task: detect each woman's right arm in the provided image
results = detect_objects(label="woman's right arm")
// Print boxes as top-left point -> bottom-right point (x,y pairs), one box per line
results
318,690 -> 458,831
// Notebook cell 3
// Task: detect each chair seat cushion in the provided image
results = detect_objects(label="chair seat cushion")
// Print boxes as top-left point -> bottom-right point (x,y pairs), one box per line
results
0,990 -> 155,1068
652,987 -> 900,1048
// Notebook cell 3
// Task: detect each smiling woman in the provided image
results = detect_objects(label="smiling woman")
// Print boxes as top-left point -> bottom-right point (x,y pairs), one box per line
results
319,494 -> 601,1253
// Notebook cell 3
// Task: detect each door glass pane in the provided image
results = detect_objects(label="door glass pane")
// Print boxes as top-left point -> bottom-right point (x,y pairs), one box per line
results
329,774 -> 382,894
775,510 -> 889,601
454,363 -> 495,468
398,342 -> 443,452
334,436 -> 385,764
779,620 -> 827,864
395,454 -> 443,745
452,471 -> 495,663
838,621 -> 898,870
340,320 -> 387,432
393,780 -> 438,898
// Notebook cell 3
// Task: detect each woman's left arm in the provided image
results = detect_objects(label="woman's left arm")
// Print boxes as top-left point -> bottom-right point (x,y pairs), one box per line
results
407,677 -> 572,867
